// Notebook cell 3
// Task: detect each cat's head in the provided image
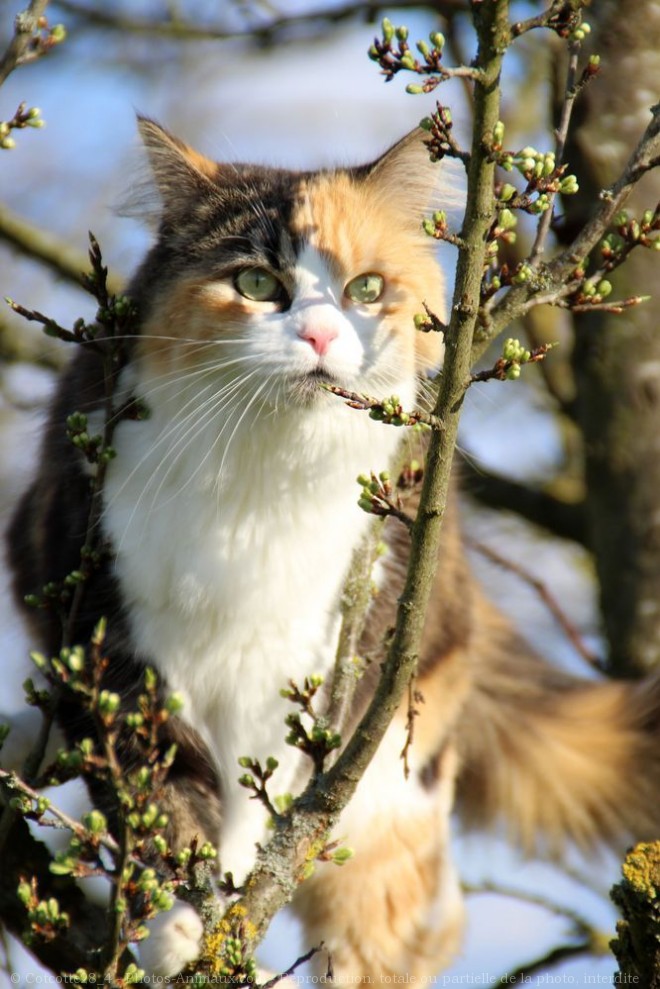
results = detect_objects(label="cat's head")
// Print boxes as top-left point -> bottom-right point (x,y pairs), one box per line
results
127,118 -> 447,410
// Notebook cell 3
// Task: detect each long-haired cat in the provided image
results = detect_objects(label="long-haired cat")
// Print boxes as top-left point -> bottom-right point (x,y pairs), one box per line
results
6,118 -> 660,979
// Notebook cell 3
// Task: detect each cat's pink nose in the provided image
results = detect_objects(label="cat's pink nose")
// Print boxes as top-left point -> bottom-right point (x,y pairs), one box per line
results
297,324 -> 338,357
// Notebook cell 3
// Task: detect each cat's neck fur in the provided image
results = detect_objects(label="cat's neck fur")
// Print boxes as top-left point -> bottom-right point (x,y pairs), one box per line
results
102,363 -> 412,880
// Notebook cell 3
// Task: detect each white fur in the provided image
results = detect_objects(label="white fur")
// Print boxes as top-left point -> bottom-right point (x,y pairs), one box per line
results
139,900 -> 203,977
103,245 -> 419,890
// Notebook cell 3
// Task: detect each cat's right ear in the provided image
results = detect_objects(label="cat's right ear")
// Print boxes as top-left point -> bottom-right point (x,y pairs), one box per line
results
134,115 -> 219,223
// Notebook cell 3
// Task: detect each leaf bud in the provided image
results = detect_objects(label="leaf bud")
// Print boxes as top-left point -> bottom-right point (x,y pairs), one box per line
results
332,846 -> 355,865
406,84 -> 424,95
395,25 -> 409,42
499,208 -> 517,230
429,31 -> 445,50
164,692 -> 184,715
492,121 -> 505,147
597,280 -> 613,298
98,690 -> 120,716
381,18 -> 394,43
499,183 -> 517,202
82,809 -> 107,834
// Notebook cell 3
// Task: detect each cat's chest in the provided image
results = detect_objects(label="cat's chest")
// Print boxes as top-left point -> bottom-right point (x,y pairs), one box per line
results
101,399 -> 397,760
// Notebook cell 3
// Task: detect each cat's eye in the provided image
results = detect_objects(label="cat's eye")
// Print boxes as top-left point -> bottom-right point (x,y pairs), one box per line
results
344,273 -> 385,305
234,267 -> 283,303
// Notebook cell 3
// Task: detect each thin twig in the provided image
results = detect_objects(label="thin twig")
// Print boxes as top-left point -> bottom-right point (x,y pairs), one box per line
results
529,40 -> 581,263
0,0 -> 50,86
260,943 -> 324,989
465,536 -> 603,669
0,768 -> 121,856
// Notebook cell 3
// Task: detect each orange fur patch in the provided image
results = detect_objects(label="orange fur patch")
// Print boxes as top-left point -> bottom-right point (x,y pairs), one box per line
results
293,742 -> 464,980
295,173 -> 445,375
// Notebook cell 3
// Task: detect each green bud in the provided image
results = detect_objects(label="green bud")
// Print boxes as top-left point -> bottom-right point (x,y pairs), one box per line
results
332,846 -> 355,865
499,208 -> 517,230
1,137 -> 17,150
589,54 -> 600,68
98,690 -> 120,716
399,52 -> 416,70
50,24 -> 67,43
492,121 -> 505,146
419,116 -> 433,132
82,809 -> 107,834
164,692 -> 184,715
406,84 -> 424,95
430,31 -> 445,50
238,755 -> 253,768
356,473 -> 371,486
198,841 -> 218,859
416,40 -> 430,58
499,183 -> 516,203
140,804 -> 159,828
266,756 -> 279,772
239,773 -> 255,788
17,880 -> 32,905
395,25 -> 409,42
506,364 -> 522,380
144,667 -> 158,691
597,279 -> 613,298
382,18 -> 394,43
559,175 -> 579,195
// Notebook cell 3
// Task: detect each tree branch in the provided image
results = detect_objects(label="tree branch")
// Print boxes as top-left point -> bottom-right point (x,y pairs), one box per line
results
0,0 -> 50,86
0,206 -> 123,294
459,454 -> 588,546
51,0 -> 469,44
473,102 -> 660,360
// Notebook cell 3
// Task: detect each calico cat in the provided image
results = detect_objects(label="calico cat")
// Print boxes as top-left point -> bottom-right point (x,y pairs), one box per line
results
6,118 -> 660,980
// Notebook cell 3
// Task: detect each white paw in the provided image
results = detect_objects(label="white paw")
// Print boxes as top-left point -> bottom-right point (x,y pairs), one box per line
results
140,901 -> 203,977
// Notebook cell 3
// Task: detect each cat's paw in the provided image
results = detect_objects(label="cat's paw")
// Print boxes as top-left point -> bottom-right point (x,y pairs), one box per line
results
140,901 -> 203,977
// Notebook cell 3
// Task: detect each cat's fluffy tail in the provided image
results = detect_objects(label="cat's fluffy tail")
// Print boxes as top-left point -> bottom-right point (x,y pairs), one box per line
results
455,594 -> 660,853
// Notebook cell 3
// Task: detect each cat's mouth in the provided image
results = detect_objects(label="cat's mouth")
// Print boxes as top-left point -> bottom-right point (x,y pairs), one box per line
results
288,367 -> 342,405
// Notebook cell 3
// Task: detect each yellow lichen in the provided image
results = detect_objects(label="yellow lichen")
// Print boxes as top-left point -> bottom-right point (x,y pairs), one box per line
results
621,841 -> 660,899
199,902 -> 258,980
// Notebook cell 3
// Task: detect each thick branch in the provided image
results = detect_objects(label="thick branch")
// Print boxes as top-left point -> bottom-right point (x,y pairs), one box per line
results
0,206 -> 123,294
52,0 -> 468,43
460,455 -> 588,546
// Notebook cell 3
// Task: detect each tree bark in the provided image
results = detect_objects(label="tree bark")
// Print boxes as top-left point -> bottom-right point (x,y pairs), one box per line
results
563,0 -> 660,676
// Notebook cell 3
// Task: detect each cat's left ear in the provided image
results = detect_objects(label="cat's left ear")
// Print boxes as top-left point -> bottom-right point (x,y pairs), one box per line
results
362,128 -> 441,213
135,115 -> 220,223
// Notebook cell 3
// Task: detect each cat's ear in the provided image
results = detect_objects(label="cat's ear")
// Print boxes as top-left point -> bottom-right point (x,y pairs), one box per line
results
136,115 -> 219,221
362,128 -> 442,216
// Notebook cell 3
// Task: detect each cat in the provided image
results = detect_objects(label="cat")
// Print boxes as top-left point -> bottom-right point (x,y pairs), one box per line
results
6,117 -> 660,980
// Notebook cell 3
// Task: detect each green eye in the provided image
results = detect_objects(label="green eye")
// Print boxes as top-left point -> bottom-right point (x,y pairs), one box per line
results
234,267 -> 283,302
344,273 -> 385,305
